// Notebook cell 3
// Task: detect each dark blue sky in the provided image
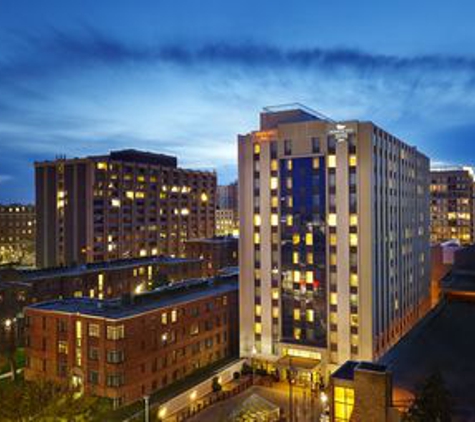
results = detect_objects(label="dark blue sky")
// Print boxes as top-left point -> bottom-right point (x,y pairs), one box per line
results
1,0 -> 475,202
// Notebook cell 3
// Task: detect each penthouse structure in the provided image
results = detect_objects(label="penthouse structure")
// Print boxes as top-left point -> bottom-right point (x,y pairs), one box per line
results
430,167 -> 475,245
239,105 -> 430,375
0,204 -> 35,266
24,275 -> 238,407
35,149 -> 216,268
0,256 -> 204,323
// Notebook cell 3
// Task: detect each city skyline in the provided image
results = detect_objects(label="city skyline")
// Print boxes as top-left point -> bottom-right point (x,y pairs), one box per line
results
2,0 -> 475,202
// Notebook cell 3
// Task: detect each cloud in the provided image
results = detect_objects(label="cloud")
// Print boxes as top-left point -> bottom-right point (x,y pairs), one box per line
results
0,175 -> 13,184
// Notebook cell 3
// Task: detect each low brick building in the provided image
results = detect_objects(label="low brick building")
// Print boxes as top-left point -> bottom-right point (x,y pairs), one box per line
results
184,237 -> 238,277
330,361 -> 402,422
0,256 -> 204,323
24,275 -> 238,407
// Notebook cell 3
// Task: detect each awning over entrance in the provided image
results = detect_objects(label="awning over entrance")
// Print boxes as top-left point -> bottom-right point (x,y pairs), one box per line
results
276,356 -> 320,372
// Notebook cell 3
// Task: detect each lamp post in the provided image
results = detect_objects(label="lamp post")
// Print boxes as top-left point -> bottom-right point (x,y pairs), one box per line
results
1,318 -> 17,381
288,356 -> 294,422
143,395 -> 150,422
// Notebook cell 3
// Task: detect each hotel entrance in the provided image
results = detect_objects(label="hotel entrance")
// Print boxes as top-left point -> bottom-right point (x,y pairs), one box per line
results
276,353 -> 324,391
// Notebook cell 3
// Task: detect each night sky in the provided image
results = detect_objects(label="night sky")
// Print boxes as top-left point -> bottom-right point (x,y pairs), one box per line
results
1,0 -> 475,203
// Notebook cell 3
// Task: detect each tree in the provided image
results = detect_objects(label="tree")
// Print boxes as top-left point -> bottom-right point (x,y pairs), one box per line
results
0,379 -> 111,421
404,371 -> 452,422
0,321 -> 18,381
212,376 -> 222,393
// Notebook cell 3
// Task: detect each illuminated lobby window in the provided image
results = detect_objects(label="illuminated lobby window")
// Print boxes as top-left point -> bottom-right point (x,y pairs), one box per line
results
334,386 -> 354,422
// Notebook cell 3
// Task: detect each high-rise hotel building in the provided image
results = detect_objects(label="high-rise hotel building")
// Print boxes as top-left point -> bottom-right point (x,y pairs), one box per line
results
430,167 -> 475,245
36,150 -> 216,268
239,105 -> 430,372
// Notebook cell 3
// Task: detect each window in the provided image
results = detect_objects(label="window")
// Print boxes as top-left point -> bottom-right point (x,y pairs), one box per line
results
58,341 -> 68,354
107,373 -> 124,387
107,350 -> 125,364
89,370 -> 99,385
190,323 -> 199,336
106,325 -> 125,340
89,347 -> 99,361
334,386 -> 354,422
88,323 -> 100,337
284,140 -> 292,155
328,155 -> 337,168
312,137 -> 320,153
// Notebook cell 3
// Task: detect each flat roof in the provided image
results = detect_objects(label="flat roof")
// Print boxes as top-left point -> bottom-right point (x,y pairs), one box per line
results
332,361 -> 387,381
27,275 -> 237,320
379,298 -> 475,418
0,256 -> 202,283
186,236 -> 238,245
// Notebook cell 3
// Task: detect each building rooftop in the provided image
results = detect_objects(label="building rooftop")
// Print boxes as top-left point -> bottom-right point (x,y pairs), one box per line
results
332,361 -> 387,381
0,255 -> 202,284
27,274 -> 238,319
379,295 -> 475,418
186,236 -> 238,245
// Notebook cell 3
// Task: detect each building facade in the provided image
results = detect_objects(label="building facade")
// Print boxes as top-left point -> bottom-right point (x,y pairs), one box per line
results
35,149 -> 216,268
0,256 -> 204,323
216,182 -> 239,236
430,167 -> 475,245
0,204 -> 36,266
185,237 -> 238,277
239,105 -> 430,374
24,276 -> 238,407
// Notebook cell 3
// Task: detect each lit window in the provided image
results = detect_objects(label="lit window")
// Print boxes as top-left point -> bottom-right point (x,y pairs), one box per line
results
272,307 -> 279,318
306,309 -> 314,322
328,214 -> 337,227
350,274 -> 358,287
349,155 -> 357,167
111,199 -> 121,207
306,271 -> 313,284
181,208 -> 189,216
272,289 -> 279,300
330,293 -> 338,305
330,234 -> 337,246
96,162 -> 108,170
287,215 -> 293,226
271,214 -> 279,226
293,328 -> 301,340
293,252 -> 299,264
328,155 -> 336,168
350,214 -> 358,226
201,193 -> 209,202
313,158 -> 320,169
270,177 -> 278,190
271,196 -> 278,207
254,143 -> 261,154
293,271 -> 301,282
334,386 -> 354,422
255,305 -> 262,317
255,323 -> 262,334
106,325 -> 125,340
350,234 -> 358,247
254,215 -> 261,226
293,309 -> 301,321
271,160 -> 278,171
88,323 -> 100,337
254,233 -> 260,244
305,233 -> 313,246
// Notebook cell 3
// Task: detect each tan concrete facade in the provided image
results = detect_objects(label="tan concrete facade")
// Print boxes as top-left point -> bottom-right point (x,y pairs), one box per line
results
239,107 -> 430,372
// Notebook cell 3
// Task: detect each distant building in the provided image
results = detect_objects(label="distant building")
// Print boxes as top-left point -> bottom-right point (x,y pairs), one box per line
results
185,237 -> 238,276
430,240 -> 462,307
430,167 -> 475,245
0,204 -> 36,266
330,361 -> 402,422
239,105 -> 430,374
24,275 -> 238,408
35,149 -> 216,268
216,182 -> 239,236
0,255 -> 204,323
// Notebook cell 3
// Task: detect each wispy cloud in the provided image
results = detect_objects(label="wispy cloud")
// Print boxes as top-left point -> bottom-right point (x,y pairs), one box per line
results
0,175 -> 13,184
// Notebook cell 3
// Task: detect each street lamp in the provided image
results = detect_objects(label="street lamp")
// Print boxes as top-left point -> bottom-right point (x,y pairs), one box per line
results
143,395 -> 150,422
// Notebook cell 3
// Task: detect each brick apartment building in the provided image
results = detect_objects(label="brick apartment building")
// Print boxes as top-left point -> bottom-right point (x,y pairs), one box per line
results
24,275 -> 238,407
184,237 -> 238,276
35,149 -> 216,268
0,256 -> 204,323
0,204 -> 36,266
